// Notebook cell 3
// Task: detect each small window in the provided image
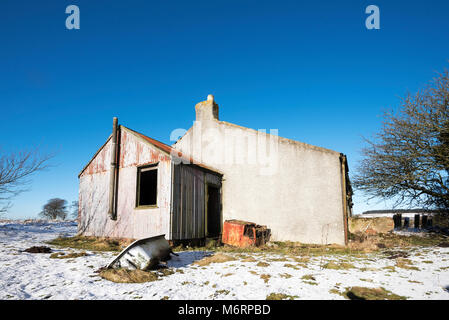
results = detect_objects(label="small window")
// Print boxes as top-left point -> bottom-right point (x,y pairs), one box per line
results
137,164 -> 158,207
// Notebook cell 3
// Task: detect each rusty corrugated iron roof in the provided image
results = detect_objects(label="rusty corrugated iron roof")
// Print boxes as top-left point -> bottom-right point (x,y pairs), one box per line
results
123,126 -> 222,175
123,126 -> 179,156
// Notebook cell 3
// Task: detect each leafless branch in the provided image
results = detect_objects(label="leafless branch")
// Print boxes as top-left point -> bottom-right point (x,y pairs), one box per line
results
0,148 -> 53,215
353,68 -> 449,210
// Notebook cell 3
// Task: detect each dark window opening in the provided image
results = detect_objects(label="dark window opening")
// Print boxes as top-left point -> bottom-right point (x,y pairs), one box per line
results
207,185 -> 221,238
137,166 -> 157,206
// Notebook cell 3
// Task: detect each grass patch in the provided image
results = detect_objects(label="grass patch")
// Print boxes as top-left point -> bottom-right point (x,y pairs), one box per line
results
260,274 -> 271,283
256,262 -> 270,267
159,268 -> 175,276
279,273 -> 292,279
99,268 -> 159,283
343,286 -> 406,300
241,257 -> 257,262
99,267 -> 175,283
194,253 -> 236,266
360,267 -> 379,272
395,258 -> 420,271
383,266 -> 396,272
301,274 -> 316,281
266,293 -> 298,300
50,251 -> 87,259
213,290 -> 230,297
292,256 -> 310,263
408,280 -> 423,284
47,236 -> 133,252
171,232 -> 444,259
322,261 -> 355,270
329,289 -> 341,296
174,240 -> 365,256
268,257 -> 289,262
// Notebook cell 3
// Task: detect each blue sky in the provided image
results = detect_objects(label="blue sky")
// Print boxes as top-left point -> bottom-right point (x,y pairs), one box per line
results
1,0 -> 448,218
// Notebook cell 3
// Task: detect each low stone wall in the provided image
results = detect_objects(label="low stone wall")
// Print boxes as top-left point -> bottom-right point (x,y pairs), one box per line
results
349,217 -> 394,235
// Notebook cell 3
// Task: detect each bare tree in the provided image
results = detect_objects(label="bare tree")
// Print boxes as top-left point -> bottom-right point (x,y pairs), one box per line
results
353,68 -> 449,210
39,198 -> 68,220
0,149 -> 52,215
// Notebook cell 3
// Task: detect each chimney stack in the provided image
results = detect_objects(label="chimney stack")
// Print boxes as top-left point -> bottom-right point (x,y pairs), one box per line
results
195,94 -> 219,121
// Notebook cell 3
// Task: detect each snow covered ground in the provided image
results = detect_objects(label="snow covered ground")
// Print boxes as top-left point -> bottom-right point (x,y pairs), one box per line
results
1,220 -> 449,300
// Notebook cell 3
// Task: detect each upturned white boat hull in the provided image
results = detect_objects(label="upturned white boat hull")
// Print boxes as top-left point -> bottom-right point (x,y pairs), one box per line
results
107,234 -> 172,270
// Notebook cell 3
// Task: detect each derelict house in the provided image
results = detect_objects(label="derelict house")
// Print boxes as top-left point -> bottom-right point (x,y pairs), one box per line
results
78,120 -> 223,242
79,95 -> 352,245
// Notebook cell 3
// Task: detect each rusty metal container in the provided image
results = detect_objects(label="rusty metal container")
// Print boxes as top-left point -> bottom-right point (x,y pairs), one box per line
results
222,220 -> 270,247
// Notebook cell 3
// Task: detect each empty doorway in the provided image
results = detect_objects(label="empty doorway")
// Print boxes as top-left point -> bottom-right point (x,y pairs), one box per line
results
206,184 -> 221,238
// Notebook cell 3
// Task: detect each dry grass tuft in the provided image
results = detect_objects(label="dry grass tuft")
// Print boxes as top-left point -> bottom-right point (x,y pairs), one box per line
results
260,274 -> 271,283
395,258 -> 420,271
256,261 -> 270,267
292,256 -> 310,263
343,286 -> 406,300
194,253 -> 236,266
47,236 -> 133,252
266,292 -> 298,300
268,257 -> 289,262
329,288 -> 341,295
322,261 -> 355,270
99,268 -> 159,283
301,274 -> 316,281
241,257 -> 257,262
283,263 -> 301,270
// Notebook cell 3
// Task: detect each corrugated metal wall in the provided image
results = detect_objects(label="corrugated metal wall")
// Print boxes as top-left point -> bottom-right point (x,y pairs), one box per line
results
79,127 -> 172,239
171,164 -> 221,240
